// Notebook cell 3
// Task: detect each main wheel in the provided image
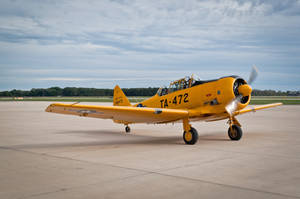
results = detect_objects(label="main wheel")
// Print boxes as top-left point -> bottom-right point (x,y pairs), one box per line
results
125,126 -> 131,133
228,125 -> 243,140
183,127 -> 198,145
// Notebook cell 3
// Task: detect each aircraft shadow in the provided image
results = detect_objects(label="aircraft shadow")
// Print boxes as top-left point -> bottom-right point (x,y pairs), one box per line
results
9,130 -> 231,149
200,135 -> 230,142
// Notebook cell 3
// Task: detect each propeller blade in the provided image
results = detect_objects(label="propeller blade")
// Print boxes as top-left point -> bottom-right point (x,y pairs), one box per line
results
225,95 -> 242,116
248,65 -> 258,85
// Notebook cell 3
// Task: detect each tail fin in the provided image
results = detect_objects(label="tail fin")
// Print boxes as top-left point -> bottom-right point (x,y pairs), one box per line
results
113,85 -> 131,106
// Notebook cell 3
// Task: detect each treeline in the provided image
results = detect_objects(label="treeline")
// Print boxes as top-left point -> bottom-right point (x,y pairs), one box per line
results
0,87 -> 159,97
0,87 -> 299,97
252,89 -> 300,96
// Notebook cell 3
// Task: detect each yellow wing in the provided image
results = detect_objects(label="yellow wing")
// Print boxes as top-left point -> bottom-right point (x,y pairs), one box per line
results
45,103 -> 188,124
190,103 -> 282,122
234,103 -> 282,116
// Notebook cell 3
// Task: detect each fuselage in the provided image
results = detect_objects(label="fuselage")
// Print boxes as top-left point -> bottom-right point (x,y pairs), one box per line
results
134,76 -> 251,116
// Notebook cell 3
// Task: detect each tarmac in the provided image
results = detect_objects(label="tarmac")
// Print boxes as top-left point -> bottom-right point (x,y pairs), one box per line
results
0,102 -> 299,199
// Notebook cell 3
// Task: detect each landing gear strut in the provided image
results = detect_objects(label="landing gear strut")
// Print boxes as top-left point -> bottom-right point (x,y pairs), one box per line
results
227,116 -> 243,140
182,118 -> 198,145
125,126 -> 131,133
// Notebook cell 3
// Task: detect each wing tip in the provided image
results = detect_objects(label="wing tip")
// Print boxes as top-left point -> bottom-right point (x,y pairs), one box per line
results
45,105 -> 52,112
268,102 -> 283,107
45,103 -> 58,112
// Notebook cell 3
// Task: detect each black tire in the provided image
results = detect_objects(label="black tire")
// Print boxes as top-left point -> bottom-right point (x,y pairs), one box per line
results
183,127 -> 198,145
228,125 -> 243,140
125,126 -> 131,133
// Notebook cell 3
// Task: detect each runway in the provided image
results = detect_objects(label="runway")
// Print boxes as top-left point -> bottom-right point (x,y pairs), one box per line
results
0,102 -> 299,199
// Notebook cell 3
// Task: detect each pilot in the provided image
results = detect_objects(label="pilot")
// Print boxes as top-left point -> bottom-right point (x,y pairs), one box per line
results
162,88 -> 168,96
187,77 -> 192,88
183,79 -> 188,89
161,88 -> 165,96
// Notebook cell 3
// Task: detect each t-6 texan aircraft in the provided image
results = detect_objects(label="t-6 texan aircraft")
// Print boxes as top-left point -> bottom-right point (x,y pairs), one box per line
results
46,67 -> 282,145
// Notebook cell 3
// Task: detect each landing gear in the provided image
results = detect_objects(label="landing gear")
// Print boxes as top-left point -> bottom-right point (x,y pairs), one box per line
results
227,116 -> 243,141
228,125 -> 242,140
183,127 -> 198,145
182,118 -> 198,145
125,126 -> 131,133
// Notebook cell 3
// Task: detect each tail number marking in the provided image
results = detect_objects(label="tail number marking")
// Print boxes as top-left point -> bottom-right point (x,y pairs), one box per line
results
160,93 -> 189,108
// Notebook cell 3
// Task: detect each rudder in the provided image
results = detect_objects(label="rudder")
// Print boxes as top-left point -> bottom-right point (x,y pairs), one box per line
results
113,85 -> 131,106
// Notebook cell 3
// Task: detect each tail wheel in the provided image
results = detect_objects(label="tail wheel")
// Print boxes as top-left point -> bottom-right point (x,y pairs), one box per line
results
228,125 -> 243,140
125,126 -> 131,133
183,127 -> 198,145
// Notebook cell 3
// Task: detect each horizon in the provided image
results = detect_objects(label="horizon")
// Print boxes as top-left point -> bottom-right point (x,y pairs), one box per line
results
1,86 -> 299,93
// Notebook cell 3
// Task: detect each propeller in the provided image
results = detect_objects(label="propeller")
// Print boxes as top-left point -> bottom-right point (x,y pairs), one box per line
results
225,66 -> 258,116
248,65 -> 258,85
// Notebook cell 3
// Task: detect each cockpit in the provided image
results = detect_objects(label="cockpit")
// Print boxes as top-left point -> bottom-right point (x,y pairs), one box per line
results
157,75 -> 196,96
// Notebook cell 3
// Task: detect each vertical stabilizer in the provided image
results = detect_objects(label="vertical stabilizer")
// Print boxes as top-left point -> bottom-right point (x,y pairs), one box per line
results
113,85 -> 131,106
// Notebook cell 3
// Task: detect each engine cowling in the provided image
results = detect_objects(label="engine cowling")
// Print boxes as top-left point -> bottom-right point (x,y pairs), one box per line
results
233,78 -> 251,104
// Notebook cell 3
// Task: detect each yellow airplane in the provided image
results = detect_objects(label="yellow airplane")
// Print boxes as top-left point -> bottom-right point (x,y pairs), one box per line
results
46,67 -> 282,145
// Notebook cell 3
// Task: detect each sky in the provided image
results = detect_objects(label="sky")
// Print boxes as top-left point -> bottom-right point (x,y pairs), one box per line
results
0,0 -> 300,91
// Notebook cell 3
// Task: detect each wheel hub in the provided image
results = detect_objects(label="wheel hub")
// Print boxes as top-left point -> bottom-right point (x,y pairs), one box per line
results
230,128 -> 237,138
184,131 -> 193,142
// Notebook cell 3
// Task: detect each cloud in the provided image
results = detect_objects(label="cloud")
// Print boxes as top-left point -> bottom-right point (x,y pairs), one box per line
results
0,0 -> 299,90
